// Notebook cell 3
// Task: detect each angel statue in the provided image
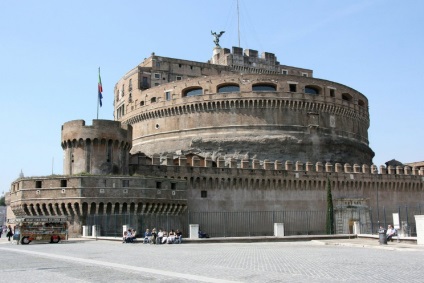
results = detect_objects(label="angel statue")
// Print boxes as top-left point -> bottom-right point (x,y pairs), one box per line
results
211,30 -> 225,47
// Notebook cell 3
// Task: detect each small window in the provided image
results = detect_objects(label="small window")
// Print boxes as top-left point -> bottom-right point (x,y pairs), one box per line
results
289,84 -> 297,92
154,73 -> 160,79
151,97 -> 157,103
252,84 -> 276,92
302,73 -> 308,77
282,70 -> 288,75
342,93 -> 353,102
60,180 -> 67,187
183,87 -> 203,97
122,180 -> 129,187
156,182 -> 162,189
329,89 -> 335,97
156,61 -> 160,67
140,101 -> 145,106
218,84 -> 240,93
171,183 -> 176,190
165,91 -> 171,101
305,86 -> 320,95
154,83 -> 159,86
201,190 -> 207,198
358,99 -> 365,107
35,180 -> 42,188
178,64 -> 182,68
176,76 -> 182,80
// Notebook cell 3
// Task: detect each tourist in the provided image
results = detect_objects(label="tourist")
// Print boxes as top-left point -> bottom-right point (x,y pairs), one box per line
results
156,229 -> 164,244
167,229 -> 176,244
143,229 -> 152,244
175,229 -> 182,243
151,228 -> 157,244
386,224 -> 397,242
6,225 -> 13,241
161,230 -> 168,244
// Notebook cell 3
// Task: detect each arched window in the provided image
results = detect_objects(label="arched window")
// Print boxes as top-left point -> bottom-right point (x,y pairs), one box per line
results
252,84 -> 276,92
217,84 -> 240,93
358,99 -> 365,107
342,93 -> 353,102
305,85 -> 320,95
140,101 -> 145,106
182,87 -> 203,97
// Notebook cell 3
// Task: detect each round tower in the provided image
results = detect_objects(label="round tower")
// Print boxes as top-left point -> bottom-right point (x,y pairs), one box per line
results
61,119 -> 132,175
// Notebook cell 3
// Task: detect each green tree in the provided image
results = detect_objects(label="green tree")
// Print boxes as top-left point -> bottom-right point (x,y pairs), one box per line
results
326,178 -> 334,234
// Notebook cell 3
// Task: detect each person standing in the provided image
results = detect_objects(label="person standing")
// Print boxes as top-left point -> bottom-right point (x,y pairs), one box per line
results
6,225 -> 13,241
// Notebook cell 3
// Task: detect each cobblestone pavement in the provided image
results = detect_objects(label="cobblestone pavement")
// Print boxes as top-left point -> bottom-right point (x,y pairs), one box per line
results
1,238 -> 423,282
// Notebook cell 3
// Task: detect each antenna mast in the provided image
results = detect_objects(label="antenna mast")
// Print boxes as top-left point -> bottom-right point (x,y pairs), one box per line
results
237,0 -> 240,47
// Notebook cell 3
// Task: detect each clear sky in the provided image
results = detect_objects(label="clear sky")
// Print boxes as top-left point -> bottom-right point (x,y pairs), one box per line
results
1,0 -> 423,194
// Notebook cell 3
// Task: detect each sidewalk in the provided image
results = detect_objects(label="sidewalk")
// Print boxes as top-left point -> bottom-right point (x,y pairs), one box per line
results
2,234 -> 422,251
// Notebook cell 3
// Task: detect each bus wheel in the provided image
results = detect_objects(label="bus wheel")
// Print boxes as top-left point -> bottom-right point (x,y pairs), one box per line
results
21,237 -> 30,245
51,235 -> 61,243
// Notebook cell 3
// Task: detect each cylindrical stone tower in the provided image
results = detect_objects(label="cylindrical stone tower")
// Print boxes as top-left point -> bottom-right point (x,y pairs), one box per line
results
61,119 -> 132,175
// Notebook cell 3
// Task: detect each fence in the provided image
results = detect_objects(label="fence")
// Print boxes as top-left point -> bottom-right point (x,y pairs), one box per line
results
85,205 -> 424,238
360,204 -> 423,236
86,210 -> 327,238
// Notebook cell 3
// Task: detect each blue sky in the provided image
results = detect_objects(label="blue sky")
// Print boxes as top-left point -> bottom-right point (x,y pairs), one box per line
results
1,0 -> 423,193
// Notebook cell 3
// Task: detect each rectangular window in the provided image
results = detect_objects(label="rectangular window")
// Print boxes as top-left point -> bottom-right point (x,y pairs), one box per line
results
141,77 -> 149,89
165,91 -> 171,101
122,180 -> 129,187
156,182 -> 162,189
60,180 -> 67,187
329,89 -> 335,97
201,190 -> 207,198
289,84 -> 297,92
282,70 -> 288,75
302,72 -> 308,77
35,180 -> 42,188
154,73 -> 161,79
176,76 -> 182,81
171,183 -> 176,190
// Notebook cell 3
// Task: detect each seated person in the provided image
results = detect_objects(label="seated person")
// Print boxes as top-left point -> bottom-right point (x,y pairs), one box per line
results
386,225 -> 397,242
162,230 -> 168,244
143,229 -> 152,244
175,229 -> 182,243
198,230 -> 210,238
151,228 -> 157,244
128,229 -> 137,242
122,231 -> 128,243
167,229 -> 176,244
156,229 -> 164,244
126,229 -> 134,243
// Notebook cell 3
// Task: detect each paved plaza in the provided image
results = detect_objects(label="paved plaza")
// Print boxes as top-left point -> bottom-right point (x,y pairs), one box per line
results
0,237 -> 423,282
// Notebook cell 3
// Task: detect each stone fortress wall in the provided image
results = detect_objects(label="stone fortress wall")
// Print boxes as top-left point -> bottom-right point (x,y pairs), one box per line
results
119,70 -> 373,164
131,154 -> 424,213
7,175 -> 188,236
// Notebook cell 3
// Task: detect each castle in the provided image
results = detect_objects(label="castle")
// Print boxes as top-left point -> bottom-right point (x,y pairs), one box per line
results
6,45 -> 424,237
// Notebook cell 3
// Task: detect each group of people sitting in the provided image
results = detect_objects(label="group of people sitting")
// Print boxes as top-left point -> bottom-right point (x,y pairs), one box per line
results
143,228 -> 183,244
122,228 -> 137,243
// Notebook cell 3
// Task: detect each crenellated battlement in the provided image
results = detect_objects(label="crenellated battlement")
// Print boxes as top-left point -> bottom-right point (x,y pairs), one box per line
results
134,154 -> 424,177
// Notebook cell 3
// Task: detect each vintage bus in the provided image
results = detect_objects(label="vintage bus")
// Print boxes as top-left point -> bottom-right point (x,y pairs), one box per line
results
9,216 -> 68,244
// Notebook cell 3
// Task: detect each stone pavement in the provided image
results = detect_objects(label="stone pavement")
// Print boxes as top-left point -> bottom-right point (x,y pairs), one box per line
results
0,236 -> 423,282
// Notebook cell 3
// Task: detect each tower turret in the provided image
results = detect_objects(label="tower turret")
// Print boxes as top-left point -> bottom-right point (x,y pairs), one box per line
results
61,119 -> 132,175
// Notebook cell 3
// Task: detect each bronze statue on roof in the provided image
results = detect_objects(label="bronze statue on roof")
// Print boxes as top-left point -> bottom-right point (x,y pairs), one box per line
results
211,30 -> 225,47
